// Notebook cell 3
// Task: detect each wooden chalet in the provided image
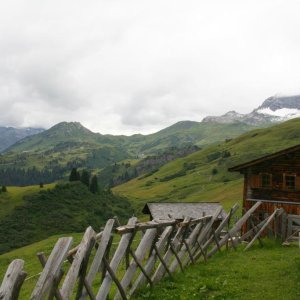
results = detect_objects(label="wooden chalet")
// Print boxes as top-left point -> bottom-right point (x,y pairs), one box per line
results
229,144 -> 300,235
142,202 -> 227,222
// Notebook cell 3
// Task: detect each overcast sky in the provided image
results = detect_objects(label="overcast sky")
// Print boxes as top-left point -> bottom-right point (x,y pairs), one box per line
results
0,0 -> 300,135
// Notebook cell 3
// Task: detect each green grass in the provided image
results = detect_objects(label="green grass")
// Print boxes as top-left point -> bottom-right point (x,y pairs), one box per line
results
134,241 -> 300,300
0,184 -> 55,219
114,118 -> 300,214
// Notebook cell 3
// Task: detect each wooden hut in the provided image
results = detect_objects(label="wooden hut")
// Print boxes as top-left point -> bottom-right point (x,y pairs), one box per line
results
142,202 -> 227,222
229,144 -> 300,236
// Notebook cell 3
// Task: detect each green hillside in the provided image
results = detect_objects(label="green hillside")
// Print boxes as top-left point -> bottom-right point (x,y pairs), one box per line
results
139,121 -> 257,153
114,118 -> 300,213
0,184 -> 55,219
0,182 -> 133,254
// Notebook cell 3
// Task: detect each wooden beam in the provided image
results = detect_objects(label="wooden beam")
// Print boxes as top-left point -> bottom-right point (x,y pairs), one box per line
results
208,201 -> 262,257
244,209 -> 283,251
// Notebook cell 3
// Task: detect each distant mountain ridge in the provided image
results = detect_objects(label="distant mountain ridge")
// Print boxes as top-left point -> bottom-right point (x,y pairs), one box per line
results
0,127 -> 44,153
203,94 -> 300,125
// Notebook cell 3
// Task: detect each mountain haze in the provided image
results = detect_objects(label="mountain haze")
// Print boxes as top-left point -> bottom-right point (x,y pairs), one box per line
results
0,127 -> 44,153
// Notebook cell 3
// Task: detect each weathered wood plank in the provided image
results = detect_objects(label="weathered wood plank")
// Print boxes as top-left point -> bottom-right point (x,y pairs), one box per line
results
102,258 -> 127,300
116,220 -> 177,234
189,207 -> 223,262
114,228 -> 157,300
202,204 -> 239,251
178,215 -> 212,227
152,217 -> 190,283
96,217 -> 137,300
60,227 -> 96,300
208,201 -> 262,257
169,221 -> 204,272
0,259 -> 27,300
128,226 -> 173,297
36,253 -> 64,300
30,237 -> 73,300
79,219 -> 115,300
244,209 -> 283,251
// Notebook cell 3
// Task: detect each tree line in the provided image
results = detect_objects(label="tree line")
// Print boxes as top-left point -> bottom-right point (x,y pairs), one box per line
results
69,168 -> 99,193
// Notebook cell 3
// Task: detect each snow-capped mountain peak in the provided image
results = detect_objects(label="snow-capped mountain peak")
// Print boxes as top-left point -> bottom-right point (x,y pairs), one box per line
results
202,94 -> 300,125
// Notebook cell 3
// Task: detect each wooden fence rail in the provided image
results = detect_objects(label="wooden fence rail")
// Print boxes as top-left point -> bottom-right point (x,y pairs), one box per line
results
1,200 -> 285,300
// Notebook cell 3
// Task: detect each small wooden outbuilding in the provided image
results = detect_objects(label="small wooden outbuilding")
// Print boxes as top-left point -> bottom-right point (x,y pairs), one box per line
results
142,202 -> 227,221
229,144 -> 300,235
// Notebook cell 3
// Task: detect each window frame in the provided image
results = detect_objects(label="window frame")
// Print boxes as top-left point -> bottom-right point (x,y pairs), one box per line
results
260,172 -> 272,189
283,173 -> 297,191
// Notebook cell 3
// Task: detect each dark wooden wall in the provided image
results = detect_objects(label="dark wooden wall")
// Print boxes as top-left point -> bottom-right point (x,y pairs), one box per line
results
241,150 -> 300,232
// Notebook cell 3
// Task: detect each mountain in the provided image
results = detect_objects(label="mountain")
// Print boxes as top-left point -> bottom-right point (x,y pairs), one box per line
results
0,120 -> 258,186
114,117 -> 300,213
0,122 -> 131,186
203,94 -> 300,125
0,127 -> 44,153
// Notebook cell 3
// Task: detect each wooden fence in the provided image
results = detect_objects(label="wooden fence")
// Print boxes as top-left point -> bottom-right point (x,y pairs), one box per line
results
0,200 -> 288,300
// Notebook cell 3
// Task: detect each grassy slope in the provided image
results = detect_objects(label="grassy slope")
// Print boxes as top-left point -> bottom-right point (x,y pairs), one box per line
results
134,241 -> 300,300
0,182 -> 133,254
0,184 -> 55,219
114,118 -> 300,214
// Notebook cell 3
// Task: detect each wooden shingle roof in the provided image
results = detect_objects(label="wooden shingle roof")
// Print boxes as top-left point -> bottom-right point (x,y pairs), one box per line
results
229,144 -> 300,172
142,202 -> 227,220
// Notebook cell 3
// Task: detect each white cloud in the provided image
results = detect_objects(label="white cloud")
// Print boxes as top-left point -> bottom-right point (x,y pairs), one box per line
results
0,0 -> 300,134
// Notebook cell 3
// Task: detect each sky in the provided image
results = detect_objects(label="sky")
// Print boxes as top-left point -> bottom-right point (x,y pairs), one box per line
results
0,0 -> 300,135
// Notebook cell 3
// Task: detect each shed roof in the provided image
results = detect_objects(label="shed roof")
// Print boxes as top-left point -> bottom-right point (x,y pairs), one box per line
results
228,144 -> 300,172
142,202 -> 227,220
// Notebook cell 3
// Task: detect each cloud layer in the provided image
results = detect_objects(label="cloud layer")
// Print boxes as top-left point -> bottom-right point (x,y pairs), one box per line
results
0,0 -> 300,134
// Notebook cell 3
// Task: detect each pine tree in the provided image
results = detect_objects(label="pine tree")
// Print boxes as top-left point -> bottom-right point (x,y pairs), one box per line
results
81,170 -> 90,187
69,168 -> 80,182
89,175 -> 99,194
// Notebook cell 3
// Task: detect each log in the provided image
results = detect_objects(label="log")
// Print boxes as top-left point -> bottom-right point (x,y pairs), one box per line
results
0,259 -> 27,300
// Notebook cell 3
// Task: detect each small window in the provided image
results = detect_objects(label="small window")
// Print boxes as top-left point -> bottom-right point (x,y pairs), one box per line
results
260,173 -> 271,188
284,174 -> 296,190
